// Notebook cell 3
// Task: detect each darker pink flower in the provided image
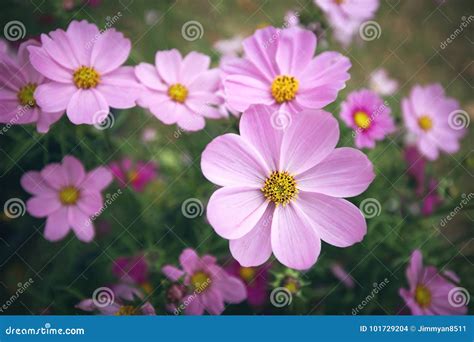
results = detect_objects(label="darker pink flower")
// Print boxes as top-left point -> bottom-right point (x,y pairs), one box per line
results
28,20 -> 142,125
112,255 -> 149,285
162,248 -> 246,315
226,260 -> 269,307
399,250 -> 467,315
109,158 -> 157,192
340,89 -> 396,149
0,40 -> 63,133
201,105 -> 375,270
135,49 -> 221,131
223,26 -> 351,114
21,155 -> 112,242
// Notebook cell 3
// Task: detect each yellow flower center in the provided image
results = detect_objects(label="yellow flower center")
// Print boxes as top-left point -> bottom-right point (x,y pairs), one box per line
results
284,277 -> 299,294
168,83 -> 188,103
191,271 -> 210,291
334,0 -> 344,4
239,267 -> 256,283
261,171 -> 298,206
271,75 -> 299,103
17,83 -> 37,107
354,111 -> 371,129
59,186 -> 80,205
115,305 -> 138,316
418,115 -> 433,131
127,170 -> 139,182
73,66 -> 100,89
414,284 -> 431,308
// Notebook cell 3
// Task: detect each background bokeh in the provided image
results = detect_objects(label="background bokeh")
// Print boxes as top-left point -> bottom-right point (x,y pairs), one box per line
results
0,0 -> 472,315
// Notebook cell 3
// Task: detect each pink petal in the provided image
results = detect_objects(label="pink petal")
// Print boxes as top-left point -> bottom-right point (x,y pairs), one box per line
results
179,248 -> 200,274
83,166 -> 113,191
21,171 -> 54,195
41,30 -> 80,69
66,89 -> 109,125
175,105 -> 205,132
184,295 -> 205,315
63,155 -> 86,186
44,207 -> 70,241
296,147 -> 375,197
407,250 -> 423,290
206,187 -> 269,240
98,67 -> 142,109
162,265 -> 185,281
68,206 -> 94,242
300,51 -> 351,88
215,273 -> 247,303
271,203 -> 321,270
66,20 -> 99,65
27,46 -> 72,83
297,191 -> 367,247
229,205 -> 273,267
188,69 -> 220,92
155,49 -> 182,85
149,99 -> 178,125
26,195 -> 61,218
275,27 -> 316,76
180,52 -> 211,84
224,74 -> 274,112
91,29 -> 131,74
36,110 -> 63,133
201,133 -> 269,187
280,110 -> 339,175
201,288 -> 225,315
242,27 -> 279,81
35,82 -> 77,113
76,191 -> 103,215
135,63 -> 167,91
41,163 -> 68,189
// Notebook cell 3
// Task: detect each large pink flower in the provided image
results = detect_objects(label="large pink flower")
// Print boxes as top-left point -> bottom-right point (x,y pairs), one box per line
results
201,105 -> 375,270
28,20 -> 142,125
223,26 -> 351,114
402,83 -> 465,160
162,248 -> 246,315
0,40 -> 63,133
340,89 -> 396,149
21,155 -> 112,242
399,250 -> 467,315
135,49 -> 221,131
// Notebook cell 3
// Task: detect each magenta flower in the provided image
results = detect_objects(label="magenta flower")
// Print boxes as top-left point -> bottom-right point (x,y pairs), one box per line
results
223,26 -> 351,114
330,263 -> 355,289
135,49 -> 221,131
109,158 -> 157,192
162,248 -> 246,315
399,250 -> 467,315
0,40 -> 63,133
226,260 -> 269,307
421,180 -> 443,216
28,20 -> 142,125
402,84 -> 465,160
201,105 -> 375,270
76,283 -> 155,315
112,255 -> 149,285
21,155 -> 112,242
404,145 -> 426,196
340,89 -> 395,149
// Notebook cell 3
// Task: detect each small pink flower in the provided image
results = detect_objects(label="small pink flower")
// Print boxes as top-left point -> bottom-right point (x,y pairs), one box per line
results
76,283 -> 155,315
201,105 -> 375,270
21,155 -> 112,242
109,158 -> 157,192
223,26 -> 351,114
213,35 -> 244,57
226,260 -> 269,307
28,20 -> 142,125
340,89 -> 396,149
112,255 -> 149,285
402,83 -> 465,160
330,263 -> 355,289
135,49 -> 221,131
162,248 -> 246,315
421,180 -> 442,216
399,250 -> 467,315
0,40 -> 63,133
369,68 -> 398,96
404,145 -> 426,196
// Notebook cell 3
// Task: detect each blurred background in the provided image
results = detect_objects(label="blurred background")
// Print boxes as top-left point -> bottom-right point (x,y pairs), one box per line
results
0,0 -> 472,315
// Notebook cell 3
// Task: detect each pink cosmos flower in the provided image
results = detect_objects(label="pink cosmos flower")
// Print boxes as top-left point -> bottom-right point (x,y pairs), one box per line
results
369,68 -> 398,96
402,83 -> 465,160
162,248 -> 246,315
135,49 -> 221,131
201,105 -> 375,270
28,20 -> 142,125
226,260 -> 269,307
0,40 -> 63,133
213,35 -> 244,57
314,0 -> 379,46
76,283 -> 155,315
21,155 -> 112,242
109,158 -> 157,192
399,250 -> 467,315
340,89 -> 396,149
223,26 -> 351,114
112,255 -> 149,285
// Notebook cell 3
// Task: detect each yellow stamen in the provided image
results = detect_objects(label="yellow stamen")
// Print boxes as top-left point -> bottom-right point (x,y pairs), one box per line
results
418,115 -> 433,131
191,271 -> 210,291
239,267 -> 256,283
127,170 -> 139,182
73,66 -> 100,89
17,83 -> 37,107
271,75 -> 299,103
168,83 -> 188,103
284,278 -> 299,294
414,284 -> 431,308
59,186 -> 80,205
354,111 -> 371,129
261,171 -> 298,206
115,305 -> 138,316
